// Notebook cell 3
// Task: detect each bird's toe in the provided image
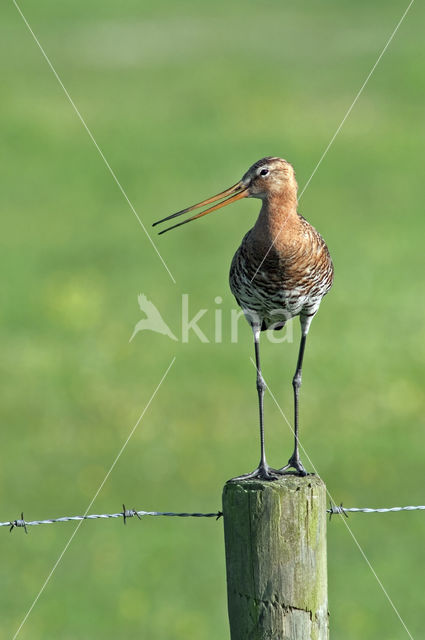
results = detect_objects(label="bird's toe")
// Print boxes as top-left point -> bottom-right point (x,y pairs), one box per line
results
230,463 -> 278,482
277,457 -> 308,477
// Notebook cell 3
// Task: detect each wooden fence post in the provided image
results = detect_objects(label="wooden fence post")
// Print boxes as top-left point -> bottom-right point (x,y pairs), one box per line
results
222,474 -> 328,640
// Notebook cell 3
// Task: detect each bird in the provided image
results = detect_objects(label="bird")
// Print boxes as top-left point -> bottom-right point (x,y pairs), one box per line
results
153,157 -> 334,479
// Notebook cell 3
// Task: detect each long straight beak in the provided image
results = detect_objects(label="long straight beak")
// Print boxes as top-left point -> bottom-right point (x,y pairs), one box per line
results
152,181 -> 248,235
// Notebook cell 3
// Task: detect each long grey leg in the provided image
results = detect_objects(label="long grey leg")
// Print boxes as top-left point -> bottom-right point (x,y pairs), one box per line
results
254,326 -> 269,473
231,324 -> 277,481
279,315 -> 314,476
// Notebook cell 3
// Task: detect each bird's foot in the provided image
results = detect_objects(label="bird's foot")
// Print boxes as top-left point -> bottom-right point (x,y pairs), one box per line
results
277,455 -> 308,477
230,462 -> 278,482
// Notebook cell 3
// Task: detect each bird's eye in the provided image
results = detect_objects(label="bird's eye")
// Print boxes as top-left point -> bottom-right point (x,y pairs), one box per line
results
260,168 -> 269,177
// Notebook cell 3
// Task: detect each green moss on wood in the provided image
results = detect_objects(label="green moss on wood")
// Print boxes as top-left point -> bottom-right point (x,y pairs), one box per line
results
223,475 -> 328,640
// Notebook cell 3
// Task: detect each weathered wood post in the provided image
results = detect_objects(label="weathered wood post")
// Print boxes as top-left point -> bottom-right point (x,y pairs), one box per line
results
222,475 -> 328,640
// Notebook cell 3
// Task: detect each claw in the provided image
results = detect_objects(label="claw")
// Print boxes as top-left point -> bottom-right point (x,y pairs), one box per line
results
230,463 -> 279,482
277,455 -> 308,477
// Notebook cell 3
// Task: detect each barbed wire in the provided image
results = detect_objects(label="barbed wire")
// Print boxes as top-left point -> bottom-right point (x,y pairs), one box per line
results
2,505 -> 223,533
327,503 -> 425,519
2,502 -> 425,532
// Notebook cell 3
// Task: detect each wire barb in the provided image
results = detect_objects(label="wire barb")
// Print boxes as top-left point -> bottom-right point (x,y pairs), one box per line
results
328,503 -> 348,520
9,512 -> 28,534
122,504 -> 141,525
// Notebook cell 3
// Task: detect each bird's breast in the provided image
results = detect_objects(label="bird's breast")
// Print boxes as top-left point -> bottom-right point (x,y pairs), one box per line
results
229,223 -> 333,326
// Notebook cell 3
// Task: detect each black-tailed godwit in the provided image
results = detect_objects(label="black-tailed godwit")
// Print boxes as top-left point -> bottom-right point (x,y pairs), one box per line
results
153,157 -> 334,479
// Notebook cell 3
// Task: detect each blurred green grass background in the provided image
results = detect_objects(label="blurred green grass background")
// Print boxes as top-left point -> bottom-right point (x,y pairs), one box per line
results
1,1 -> 425,638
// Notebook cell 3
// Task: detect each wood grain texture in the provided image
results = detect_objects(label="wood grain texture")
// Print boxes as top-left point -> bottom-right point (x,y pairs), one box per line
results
222,475 -> 328,640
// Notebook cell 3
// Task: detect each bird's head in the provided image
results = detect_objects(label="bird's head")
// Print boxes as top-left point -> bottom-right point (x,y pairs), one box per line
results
153,156 -> 296,234
241,157 -> 297,199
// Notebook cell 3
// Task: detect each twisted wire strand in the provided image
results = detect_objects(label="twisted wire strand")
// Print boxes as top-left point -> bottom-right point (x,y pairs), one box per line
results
327,504 -> 425,518
3,503 -> 425,532
2,507 -> 223,533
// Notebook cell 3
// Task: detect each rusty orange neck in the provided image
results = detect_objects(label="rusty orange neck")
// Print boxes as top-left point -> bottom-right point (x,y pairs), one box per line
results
251,190 -> 300,250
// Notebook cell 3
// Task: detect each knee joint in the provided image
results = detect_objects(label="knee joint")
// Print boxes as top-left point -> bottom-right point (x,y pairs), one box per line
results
256,373 -> 266,393
292,372 -> 302,390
